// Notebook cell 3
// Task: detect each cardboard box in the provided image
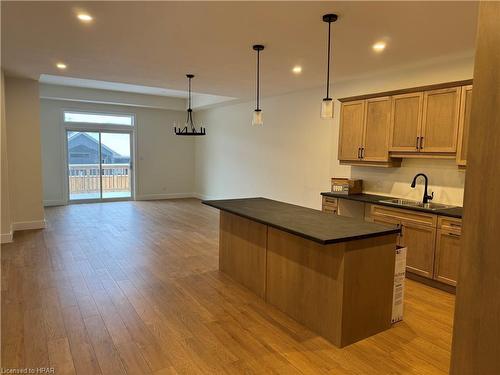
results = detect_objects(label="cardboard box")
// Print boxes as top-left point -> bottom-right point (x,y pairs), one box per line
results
392,246 -> 407,324
331,178 -> 363,195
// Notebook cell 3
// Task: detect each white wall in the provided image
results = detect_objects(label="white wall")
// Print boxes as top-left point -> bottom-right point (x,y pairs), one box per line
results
195,56 -> 473,209
195,88 -> 334,209
4,77 -> 45,230
1,71 -> 12,242
40,98 -> 195,205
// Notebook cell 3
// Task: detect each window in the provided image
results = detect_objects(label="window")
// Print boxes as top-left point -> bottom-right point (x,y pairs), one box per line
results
64,111 -> 134,126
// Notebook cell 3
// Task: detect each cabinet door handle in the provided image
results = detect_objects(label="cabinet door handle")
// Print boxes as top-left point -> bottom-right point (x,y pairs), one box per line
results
419,137 -> 424,149
448,232 -> 460,237
357,147 -> 361,158
361,147 -> 365,159
416,137 -> 420,150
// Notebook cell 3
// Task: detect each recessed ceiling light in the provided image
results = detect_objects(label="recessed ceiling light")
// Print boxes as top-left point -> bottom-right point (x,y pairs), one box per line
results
77,13 -> 93,22
56,63 -> 67,70
292,66 -> 302,74
373,41 -> 386,52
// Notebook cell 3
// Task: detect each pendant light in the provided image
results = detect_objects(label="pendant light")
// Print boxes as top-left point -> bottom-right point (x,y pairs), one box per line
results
321,14 -> 338,119
174,74 -> 206,136
252,44 -> 265,126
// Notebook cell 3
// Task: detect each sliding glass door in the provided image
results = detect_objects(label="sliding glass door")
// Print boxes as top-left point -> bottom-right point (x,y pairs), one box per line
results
67,130 -> 133,202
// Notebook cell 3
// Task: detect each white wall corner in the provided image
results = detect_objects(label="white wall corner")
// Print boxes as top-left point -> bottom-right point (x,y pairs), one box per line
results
11,219 -> 47,231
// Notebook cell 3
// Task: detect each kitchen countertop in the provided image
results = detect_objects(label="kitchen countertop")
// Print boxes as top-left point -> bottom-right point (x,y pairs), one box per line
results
321,192 -> 463,219
202,197 -> 400,245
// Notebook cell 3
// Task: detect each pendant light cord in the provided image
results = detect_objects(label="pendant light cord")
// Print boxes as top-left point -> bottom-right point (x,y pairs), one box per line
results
326,20 -> 331,99
256,49 -> 260,110
187,76 -> 194,131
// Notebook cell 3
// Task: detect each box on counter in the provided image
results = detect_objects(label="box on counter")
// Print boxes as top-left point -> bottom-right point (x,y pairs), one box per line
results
392,246 -> 407,324
331,178 -> 363,195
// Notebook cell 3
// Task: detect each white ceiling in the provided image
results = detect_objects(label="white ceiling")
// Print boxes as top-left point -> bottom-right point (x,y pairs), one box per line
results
38,74 -> 236,108
1,1 -> 478,100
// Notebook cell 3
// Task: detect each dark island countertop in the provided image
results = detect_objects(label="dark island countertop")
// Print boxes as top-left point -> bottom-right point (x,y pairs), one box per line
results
202,197 -> 400,245
321,192 -> 463,219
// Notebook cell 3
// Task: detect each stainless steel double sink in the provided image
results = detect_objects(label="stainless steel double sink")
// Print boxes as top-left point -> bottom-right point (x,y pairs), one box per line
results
379,198 -> 456,211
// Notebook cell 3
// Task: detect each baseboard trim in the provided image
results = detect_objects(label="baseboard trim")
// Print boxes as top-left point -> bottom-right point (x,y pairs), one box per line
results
406,271 -> 456,294
11,219 -> 47,231
192,193 -> 217,201
44,199 -> 66,207
1,231 -> 13,244
135,193 -> 196,201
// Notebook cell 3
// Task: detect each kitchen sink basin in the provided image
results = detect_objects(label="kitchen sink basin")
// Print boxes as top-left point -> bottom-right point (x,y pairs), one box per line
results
379,198 -> 455,211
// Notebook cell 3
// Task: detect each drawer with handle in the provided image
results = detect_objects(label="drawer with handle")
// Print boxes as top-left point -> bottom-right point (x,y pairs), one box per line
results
371,204 -> 437,227
322,196 -> 338,214
438,216 -> 462,234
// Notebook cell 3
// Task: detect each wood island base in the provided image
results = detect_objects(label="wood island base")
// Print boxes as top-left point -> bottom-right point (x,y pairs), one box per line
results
219,211 -> 397,347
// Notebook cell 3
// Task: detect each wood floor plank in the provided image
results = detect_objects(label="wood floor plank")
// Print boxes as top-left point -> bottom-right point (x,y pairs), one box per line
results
47,337 -> 77,375
61,305 -> 102,375
83,315 -> 127,375
23,307 -> 49,369
1,199 -> 455,374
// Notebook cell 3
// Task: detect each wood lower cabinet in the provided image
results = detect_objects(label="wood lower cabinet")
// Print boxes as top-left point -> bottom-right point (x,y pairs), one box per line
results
456,85 -> 473,167
434,216 -> 462,286
400,223 -> 436,278
420,87 -> 461,153
322,196 -> 338,214
369,203 -> 460,284
434,230 -> 461,286
372,216 -> 401,246
324,196 -> 462,288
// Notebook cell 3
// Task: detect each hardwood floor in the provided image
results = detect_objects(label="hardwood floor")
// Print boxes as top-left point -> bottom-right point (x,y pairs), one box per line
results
1,199 -> 455,374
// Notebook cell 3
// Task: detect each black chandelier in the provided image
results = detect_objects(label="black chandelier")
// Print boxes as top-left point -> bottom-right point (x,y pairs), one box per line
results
174,74 -> 206,136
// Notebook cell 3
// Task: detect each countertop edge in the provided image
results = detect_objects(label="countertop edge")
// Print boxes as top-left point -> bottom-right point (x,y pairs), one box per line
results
321,192 -> 463,219
202,200 -> 401,245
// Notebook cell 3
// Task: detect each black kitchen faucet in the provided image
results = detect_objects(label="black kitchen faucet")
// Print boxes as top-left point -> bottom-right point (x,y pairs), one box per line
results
411,173 -> 434,204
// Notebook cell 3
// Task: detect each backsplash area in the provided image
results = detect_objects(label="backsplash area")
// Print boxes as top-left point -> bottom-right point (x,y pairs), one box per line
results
350,159 -> 465,207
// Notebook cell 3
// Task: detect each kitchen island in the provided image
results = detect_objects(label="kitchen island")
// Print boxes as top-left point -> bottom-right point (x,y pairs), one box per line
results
203,197 -> 400,347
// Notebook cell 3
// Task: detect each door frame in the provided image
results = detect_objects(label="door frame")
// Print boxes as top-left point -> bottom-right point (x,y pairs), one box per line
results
62,120 -> 137,205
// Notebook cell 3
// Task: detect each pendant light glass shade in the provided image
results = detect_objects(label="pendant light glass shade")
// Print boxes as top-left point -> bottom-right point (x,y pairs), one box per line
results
252,109 -> 263,126
321,14 -> 338,120
321,98 -> 334,119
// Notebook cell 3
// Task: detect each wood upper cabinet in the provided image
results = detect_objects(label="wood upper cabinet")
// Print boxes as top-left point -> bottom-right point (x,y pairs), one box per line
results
456,85 -> 473,167
401,222 -> 436,278
338,97 -> 393,164
389,92 -> 423,152
362,97 -> 392,162
340,80 -> 471,163
338,100 -> 365,161
420,87 -> 461,153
